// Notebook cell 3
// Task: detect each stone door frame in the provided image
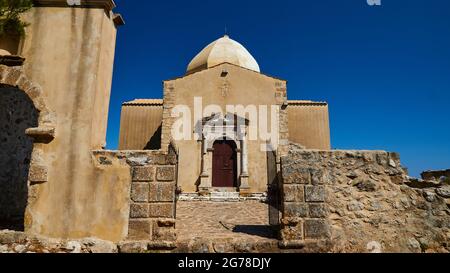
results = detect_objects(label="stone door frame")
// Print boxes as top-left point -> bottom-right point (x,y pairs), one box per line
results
198,113 -> 250,194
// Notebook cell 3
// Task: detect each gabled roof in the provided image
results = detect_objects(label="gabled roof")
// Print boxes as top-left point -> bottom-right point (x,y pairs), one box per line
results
165,62 -> 286,82
122,99 -> 163,106
288,100 -> 328,106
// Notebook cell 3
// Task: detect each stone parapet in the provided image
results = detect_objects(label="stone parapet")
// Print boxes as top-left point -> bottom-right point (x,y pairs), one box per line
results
279,144 -> 450,253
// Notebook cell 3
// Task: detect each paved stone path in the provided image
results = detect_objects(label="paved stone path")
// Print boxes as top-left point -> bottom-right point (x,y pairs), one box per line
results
176,201 -> 277,241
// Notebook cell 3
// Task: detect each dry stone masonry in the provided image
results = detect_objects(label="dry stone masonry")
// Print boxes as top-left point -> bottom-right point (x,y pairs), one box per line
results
279,144 -> 450,253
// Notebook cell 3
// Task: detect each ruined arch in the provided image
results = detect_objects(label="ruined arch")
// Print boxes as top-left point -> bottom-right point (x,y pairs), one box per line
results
0,65 -> 55,231
0,65 -> 55,128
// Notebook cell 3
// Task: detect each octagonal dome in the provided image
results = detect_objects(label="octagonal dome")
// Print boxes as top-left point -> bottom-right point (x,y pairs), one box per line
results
187,35 -> 260,74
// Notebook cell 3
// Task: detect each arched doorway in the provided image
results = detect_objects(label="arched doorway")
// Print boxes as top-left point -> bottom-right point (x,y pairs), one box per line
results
212,140 -> 237,188
0,84 -> 39,231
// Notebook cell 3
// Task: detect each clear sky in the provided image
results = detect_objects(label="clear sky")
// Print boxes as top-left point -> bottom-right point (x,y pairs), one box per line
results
108,0 -> 450,178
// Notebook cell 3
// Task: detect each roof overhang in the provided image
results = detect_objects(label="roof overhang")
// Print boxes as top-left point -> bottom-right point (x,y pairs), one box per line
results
33,0 -> 116,11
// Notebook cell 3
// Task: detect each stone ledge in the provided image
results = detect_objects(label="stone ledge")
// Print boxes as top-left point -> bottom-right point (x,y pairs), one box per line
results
0,55 -> 25,67
25,127 -> 55,143
118,240 -> 177,253
178,192 -> 268,202
279,240 -> 305,249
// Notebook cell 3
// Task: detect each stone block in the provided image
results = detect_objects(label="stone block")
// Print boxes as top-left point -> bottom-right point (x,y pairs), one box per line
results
131,183 -> 149,203
149,203 -> 174,218
280,218 -> 303,241
149,182 -> 175,202
132,166 -> 154,182
304,219 -> 330,239
25,127 -> 55,143
152,221 -> 177,242
309,204 -> 327,218
156,166 -> 175,181
156,218 -> 176,228
283,166 -> 310,184
127,220 -> 152,240
305,186 -> 326,202
376,153 -> 389,166
130,203 -> 149,218
29,165 -> 48,183
118,241 -> 148,253
154,154 -> 177,165
310,169 -> 325,185
283,184 -> 304,202
284,202 -> 308,218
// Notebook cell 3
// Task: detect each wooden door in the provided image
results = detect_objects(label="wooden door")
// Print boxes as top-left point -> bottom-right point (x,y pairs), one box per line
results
212,140 -> 237,188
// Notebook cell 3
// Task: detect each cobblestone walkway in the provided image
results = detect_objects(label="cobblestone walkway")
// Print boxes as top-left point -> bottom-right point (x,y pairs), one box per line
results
176,201 -> 277,241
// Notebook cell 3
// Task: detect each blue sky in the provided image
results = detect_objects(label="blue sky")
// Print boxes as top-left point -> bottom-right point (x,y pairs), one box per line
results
108,0 -> 450,177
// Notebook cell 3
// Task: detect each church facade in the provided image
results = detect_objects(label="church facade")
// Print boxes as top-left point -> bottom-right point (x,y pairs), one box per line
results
1,1 -> 449,253
118,35 -> 331,196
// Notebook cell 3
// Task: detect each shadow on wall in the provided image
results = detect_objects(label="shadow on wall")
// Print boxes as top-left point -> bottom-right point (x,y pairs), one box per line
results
144,124 -> 162,150
0,84 -> 38,231
232,225 -> 278,239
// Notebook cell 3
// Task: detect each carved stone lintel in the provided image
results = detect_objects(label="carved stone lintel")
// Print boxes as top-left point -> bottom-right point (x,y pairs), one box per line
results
26,127 -> 55,143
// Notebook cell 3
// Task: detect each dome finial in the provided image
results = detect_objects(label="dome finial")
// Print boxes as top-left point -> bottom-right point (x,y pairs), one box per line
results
224,26 -> 228,38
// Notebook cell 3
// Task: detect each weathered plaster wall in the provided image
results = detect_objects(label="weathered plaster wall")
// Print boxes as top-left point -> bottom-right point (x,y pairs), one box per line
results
91,150 -> 178,245
280,144 -> 450,253
0,85 -> 38,228
161,64 -> 287,193
15,6 -> 120,240
287,102 -> 330,150
118,101 -> 163,150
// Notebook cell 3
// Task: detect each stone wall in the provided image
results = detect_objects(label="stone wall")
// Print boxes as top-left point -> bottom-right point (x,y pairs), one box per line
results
421,169 -> 450,184
0,230 -> 118,253
127,153 -> 177,249
18,5 -> 120,240
91,150 -> 178,246
1,149 -> 178,253
280,144 -> 450,253
0,85 -> 38,229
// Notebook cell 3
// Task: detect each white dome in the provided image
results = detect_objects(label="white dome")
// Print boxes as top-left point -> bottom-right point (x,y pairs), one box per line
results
187,35 -> 260,74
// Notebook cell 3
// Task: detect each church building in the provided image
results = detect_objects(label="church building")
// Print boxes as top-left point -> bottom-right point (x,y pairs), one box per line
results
118,35 -> 331,196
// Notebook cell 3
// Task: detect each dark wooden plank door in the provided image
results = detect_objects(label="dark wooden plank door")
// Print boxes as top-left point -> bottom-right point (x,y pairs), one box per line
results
212,140 -> 237,187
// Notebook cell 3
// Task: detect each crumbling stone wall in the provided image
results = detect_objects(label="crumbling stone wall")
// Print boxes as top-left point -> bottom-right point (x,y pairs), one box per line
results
422,170 -> 450,184
0,85 -> 38,229
280,144 -> 450,253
